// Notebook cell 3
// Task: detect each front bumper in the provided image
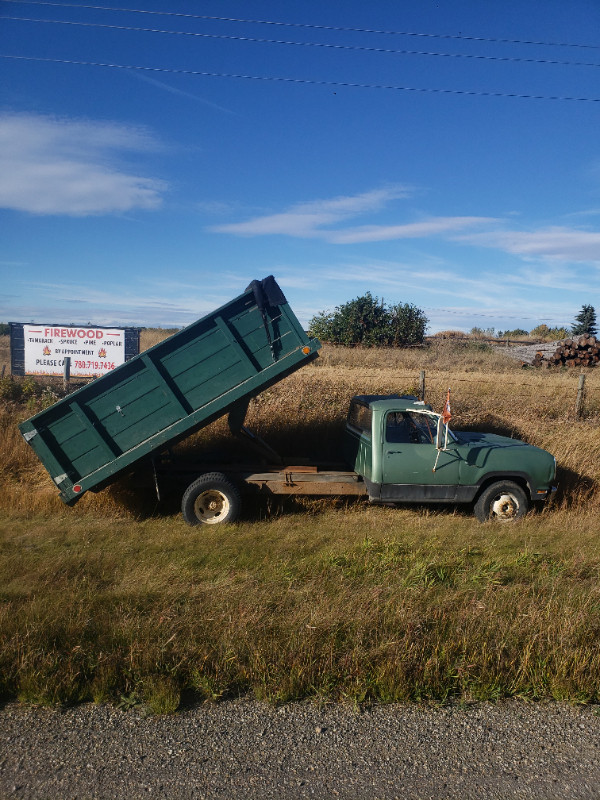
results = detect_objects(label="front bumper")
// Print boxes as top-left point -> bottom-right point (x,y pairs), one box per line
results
535,485 -> 558,502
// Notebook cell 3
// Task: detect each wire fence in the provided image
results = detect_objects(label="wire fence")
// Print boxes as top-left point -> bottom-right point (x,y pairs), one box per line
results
311,367 -> 600,416
3,359 -> 600,415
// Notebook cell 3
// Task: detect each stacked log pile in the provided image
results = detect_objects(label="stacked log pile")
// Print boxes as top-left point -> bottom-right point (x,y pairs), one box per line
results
531,334 -> 599,368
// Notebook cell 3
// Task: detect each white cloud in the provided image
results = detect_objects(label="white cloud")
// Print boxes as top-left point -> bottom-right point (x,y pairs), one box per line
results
1,278 -> 237,328
2,262 -> 582,332
209,186 -> 413,239
564,208 -> 600,220
209,190 -> 600,271
0,112 -> 167,216
455,226 -> 600,264
275,259 -> 590,330
327,216 -> 498,244
211,189 -> 499,244
314,261 -> 507,308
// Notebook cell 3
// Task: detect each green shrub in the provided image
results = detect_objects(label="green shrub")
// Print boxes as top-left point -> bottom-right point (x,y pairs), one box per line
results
530,324 -> 569,341
309,293 -> 427,347
0,376 -> 61,409
499,328 -> 528,338
469,327 -> 496,339
0,377 -> 23,402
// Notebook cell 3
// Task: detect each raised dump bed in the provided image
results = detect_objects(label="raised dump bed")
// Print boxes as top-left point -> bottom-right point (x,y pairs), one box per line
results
20,276 -> 320,505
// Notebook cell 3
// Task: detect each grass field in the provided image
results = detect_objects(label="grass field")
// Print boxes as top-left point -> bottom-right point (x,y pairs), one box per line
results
1,333 -> 600,711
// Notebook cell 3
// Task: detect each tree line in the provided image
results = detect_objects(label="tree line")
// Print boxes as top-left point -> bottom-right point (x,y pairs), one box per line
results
498,305 -> 597,340
309,296 -> 597,346
0,304 -> 596,347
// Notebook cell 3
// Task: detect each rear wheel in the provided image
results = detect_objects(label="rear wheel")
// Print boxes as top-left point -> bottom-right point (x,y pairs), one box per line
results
181,472 -> 241,526
474,481 -> 529,523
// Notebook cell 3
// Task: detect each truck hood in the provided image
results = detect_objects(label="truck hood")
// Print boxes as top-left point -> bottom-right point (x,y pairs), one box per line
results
456,431 -> 532,450
455,431 -> 556,486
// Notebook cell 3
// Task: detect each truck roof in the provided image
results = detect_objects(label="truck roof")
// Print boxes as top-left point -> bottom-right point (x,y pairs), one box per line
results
351,395 -> 434,413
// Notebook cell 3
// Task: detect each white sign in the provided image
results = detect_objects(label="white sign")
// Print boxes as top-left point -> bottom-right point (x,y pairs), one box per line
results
24,324 -> 127,377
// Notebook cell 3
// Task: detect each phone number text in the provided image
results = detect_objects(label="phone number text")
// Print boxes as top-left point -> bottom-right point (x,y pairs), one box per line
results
74,361 -> 116,371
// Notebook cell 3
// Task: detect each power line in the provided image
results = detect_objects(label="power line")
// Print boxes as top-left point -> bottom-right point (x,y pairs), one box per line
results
2,54 -> 600,102
5,15 -> 600,69
1,0 -> 599,51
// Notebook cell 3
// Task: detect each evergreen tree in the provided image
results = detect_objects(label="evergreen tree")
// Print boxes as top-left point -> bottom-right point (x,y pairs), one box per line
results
571,305 -> 597,337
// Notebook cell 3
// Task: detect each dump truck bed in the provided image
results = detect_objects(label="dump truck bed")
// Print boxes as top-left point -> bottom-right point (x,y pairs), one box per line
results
20,277 -> 320,505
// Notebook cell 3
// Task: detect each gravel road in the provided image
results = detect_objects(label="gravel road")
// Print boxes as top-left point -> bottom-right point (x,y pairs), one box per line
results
2,699 -> 600,799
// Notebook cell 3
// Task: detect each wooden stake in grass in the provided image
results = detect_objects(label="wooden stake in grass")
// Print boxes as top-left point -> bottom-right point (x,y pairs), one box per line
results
63,357 -> 71,392
576,373 -> 586,418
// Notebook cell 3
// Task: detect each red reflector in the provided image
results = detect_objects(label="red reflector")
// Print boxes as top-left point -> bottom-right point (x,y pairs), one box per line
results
73,485 -> 82,493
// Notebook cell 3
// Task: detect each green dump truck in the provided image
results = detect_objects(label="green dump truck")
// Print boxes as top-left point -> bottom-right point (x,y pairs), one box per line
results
20,277 -> 556,525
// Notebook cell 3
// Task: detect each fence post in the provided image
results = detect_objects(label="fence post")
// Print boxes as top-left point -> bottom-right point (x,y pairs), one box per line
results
575,373 -> 586,418
419,370 -> 426,402
63,357 -> 71,391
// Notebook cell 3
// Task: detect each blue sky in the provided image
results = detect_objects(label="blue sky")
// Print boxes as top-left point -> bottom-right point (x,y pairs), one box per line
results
1,0 -> 600,333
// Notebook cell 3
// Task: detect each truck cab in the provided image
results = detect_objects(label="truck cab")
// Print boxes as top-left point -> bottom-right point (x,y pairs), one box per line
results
344,395 -> 556,521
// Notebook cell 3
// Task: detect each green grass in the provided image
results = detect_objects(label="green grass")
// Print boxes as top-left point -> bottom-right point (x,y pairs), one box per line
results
2,505 -> 600,710
2,336 -> 600,710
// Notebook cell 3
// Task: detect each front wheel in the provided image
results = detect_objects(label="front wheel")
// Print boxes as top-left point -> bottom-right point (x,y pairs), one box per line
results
181,472 -> 241,526
474,481 -> 529,523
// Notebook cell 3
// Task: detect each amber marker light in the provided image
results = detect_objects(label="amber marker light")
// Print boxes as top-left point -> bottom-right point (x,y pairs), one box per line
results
302,346 -> 310,354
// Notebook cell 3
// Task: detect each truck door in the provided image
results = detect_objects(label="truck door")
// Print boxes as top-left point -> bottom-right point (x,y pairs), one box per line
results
380,411 -> 462,501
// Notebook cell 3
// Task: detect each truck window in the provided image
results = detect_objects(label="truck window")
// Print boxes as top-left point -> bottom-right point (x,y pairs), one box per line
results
348,402 -> 372,436
385,412 -> 412,443
408,412 -> 436,444
386,411 -> 437,445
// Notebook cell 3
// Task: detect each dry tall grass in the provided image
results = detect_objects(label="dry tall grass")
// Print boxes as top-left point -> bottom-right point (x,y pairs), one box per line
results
1,338 -> 600,514
1,336 -> 600,709
0,335 -> 10,374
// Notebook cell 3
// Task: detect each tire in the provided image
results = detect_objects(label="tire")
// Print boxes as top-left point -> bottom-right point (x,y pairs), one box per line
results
474,481 -> 529,523
181,472 -> 241,526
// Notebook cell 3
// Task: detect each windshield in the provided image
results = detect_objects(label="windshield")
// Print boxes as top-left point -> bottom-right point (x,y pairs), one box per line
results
385,410 -> 458,446
386,410 -> 451,444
